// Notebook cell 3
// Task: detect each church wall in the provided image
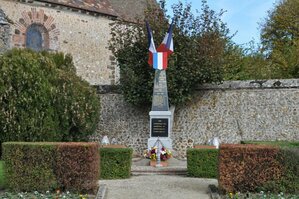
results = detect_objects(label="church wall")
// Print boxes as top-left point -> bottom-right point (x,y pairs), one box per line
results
0,8 -> 10,53
1,0 -> 117,85
92,79 -> 299,158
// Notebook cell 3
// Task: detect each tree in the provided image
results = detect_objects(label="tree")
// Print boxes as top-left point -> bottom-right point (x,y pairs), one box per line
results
109,0 -> 231,106
260,0 -> 299,78
223,41 -> 272,80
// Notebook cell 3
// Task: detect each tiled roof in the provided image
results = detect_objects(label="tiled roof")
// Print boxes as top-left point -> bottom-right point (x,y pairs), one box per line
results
39,0 -> 118,16
37,0 -> 157,21
109,0 -> 156,22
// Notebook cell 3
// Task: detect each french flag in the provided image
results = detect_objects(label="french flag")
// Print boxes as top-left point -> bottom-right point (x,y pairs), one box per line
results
146,21 -> 157,66
157,20 -> 174,55
153,52 -> 168,70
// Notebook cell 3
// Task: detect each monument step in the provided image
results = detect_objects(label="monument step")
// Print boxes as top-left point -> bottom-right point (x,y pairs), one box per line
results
131,165 -> 187,176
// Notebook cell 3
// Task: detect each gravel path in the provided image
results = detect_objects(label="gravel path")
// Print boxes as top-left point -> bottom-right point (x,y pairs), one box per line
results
100,175 -> 217,199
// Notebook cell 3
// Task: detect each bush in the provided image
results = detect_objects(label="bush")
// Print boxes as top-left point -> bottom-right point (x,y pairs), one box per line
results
0,49 -> 100,157
99,148 -> 132,179
218,144 -> 282,193
56,142 -> 99,193
187,148 -> 218,178
260,148 -> 299,194
2,142 -> 57,192
2,142 -> 99,193
0,160 -> 4,189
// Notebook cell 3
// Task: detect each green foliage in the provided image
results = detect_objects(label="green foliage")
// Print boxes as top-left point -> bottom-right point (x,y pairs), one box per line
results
187,148 -> 218,178
241,141 -> 299,194
260,148 -> 299,194
0,49 -> 100,156
223,42 -> 273,80
0,160 -> 4,189
99,148 -> 133,179
241,140 -> 299,148
2,142 -> 99,193
109,0 -> 231,106
261,0 -> 299,53
2,142 -> 58,192
260,0 -> 299,78
223,0 -> 299,81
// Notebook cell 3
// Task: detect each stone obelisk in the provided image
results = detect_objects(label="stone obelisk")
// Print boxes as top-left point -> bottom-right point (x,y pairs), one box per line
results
148,70 -> 172,150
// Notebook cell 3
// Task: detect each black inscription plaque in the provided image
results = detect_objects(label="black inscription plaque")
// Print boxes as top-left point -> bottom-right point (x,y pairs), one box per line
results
151,118 -> 168,137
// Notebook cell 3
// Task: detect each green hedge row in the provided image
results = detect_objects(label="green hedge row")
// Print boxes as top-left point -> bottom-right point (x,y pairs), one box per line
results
99,148 -> 132,179
2,142 -> 99,193
187,148 -> 218,178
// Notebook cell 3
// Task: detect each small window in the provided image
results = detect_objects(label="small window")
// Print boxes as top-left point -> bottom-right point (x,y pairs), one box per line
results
25,24 -> 49,51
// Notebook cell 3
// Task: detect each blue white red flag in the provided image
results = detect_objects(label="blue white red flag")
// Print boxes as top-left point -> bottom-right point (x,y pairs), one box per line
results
157,20 -> 174,55
146,20 -> 174,70
146,21 -> 157,66
153,52 -> 168,70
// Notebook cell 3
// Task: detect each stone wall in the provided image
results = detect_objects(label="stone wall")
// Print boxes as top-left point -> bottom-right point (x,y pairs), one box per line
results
1,0 -> 116,85
92,79 -> 299,158
0,8 -> 10,53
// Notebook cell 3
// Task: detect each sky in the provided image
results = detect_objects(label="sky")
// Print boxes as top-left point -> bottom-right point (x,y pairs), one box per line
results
166,0 -> 278,45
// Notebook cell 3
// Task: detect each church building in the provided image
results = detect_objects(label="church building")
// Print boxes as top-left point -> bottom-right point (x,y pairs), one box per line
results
0,0 -> 152,85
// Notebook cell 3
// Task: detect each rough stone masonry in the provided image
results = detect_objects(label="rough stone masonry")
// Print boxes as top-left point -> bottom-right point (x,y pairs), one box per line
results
93,79 -> 299,159
0,8 -> 10,54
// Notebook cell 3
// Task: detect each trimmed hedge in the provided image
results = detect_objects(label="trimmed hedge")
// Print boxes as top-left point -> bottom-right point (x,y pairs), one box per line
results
2,142 -> 99,193
187,148 -> 218,178
218,144 -> 299,194
99,148 -> 132,179
56,143 -> 99,193
0,161 -> 4,189
261,147 -> 299,194
2,142 -> 57,192
0,49 -> 100,157
240,140 -> 299,193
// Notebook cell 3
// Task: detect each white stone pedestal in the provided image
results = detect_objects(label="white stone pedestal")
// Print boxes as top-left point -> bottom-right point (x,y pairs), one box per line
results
148,111 -> 173,150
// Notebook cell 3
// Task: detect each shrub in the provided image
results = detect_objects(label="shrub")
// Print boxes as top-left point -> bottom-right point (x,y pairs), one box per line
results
260,148 -> 299,194
99,148 -> 132,179
187,148 -> 218,178
218,144 -> 282,193
56,142 -> 99,193
0,49 -> 100,157
0,160 -> 4,189
241,140 -> 299,193
2,142 -> 99,193
2,142 -> 57,192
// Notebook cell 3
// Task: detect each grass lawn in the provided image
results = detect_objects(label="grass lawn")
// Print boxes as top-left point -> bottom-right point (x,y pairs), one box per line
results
0,160 -> 4,189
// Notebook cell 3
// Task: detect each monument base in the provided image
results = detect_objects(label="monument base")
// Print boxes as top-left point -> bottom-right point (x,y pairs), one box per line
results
148,137 -> 172,150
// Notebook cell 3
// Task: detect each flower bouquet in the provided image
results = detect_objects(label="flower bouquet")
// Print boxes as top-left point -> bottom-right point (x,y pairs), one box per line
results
144,146 -> 172,166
